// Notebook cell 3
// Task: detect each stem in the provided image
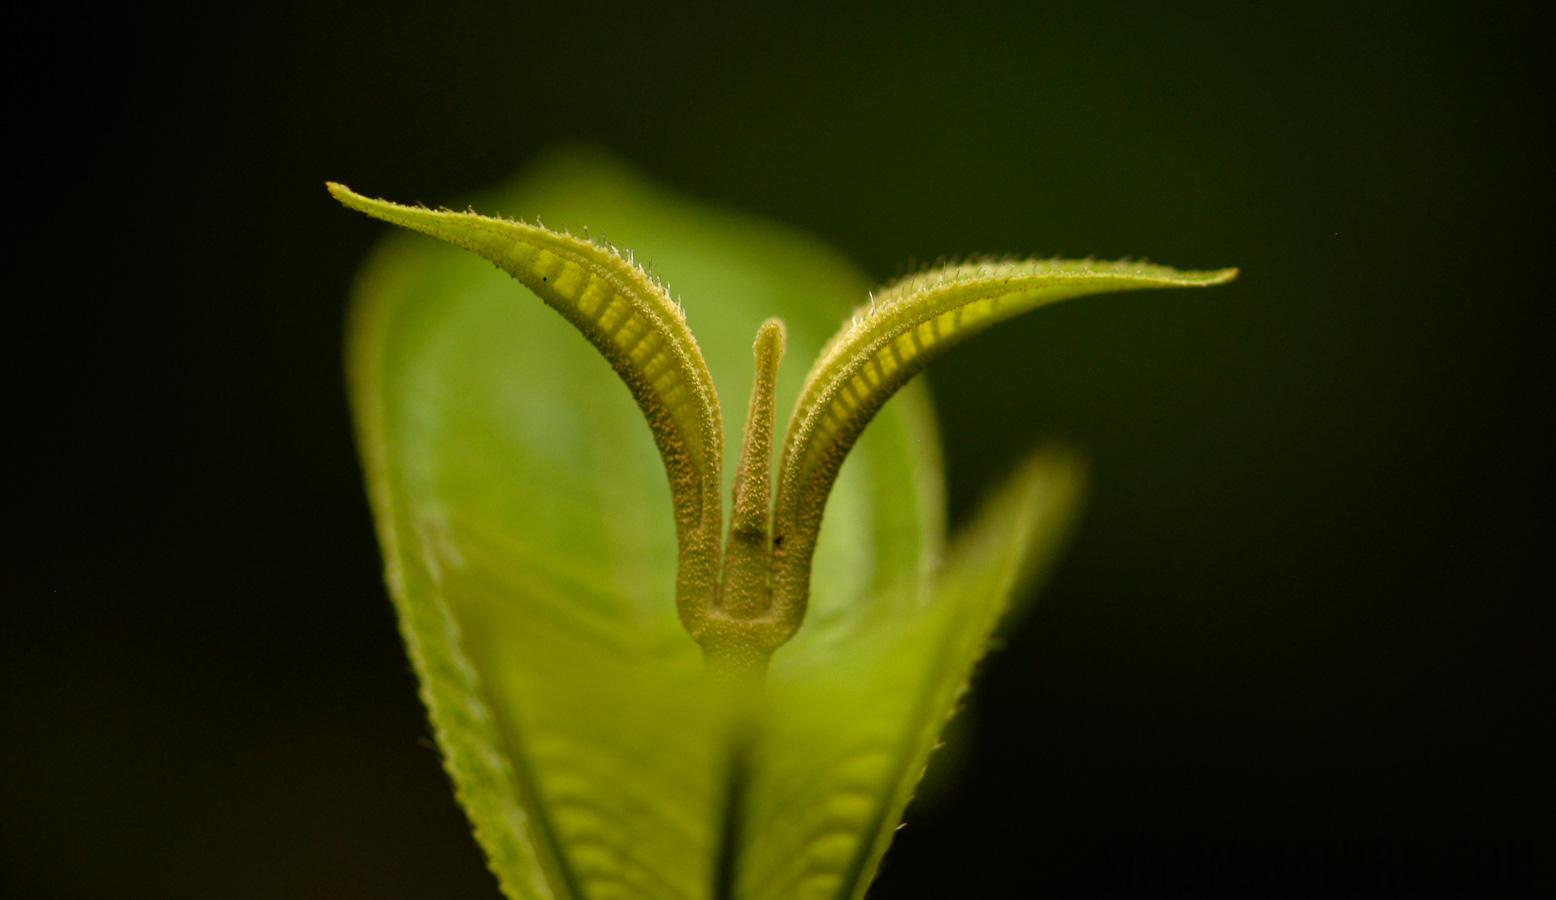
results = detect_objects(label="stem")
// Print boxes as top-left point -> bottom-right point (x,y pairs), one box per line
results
697,320 -> 792,680
702,638 -> 772,683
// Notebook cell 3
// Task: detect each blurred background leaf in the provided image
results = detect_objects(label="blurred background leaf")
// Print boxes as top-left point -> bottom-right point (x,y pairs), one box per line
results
4,0 -> 1550,897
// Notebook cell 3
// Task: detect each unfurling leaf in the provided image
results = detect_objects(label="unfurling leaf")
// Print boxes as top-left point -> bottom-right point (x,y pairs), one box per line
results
770,258 -> 1237,650
329,183 -> 727,646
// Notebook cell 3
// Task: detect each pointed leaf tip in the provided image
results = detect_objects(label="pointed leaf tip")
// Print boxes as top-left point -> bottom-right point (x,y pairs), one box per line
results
326,181 -> 375,210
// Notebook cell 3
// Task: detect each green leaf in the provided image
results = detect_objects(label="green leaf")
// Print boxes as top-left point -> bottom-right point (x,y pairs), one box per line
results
340,147 -> 1231,899
769,258 -> 1237,653
329,180 -> 731,657
741,449 -> 1083,900
344,149 -> 941,899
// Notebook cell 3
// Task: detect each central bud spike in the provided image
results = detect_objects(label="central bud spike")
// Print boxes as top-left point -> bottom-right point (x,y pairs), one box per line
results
700,319 -> 788,679
721,319 -> 785,616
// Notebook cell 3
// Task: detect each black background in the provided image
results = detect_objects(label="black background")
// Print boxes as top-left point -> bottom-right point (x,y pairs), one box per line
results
6,1 -> 1551,896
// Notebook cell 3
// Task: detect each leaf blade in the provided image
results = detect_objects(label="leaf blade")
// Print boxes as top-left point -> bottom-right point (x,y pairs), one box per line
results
739,449 -> 1085,900
345,230 -> 577,900
331,182 -> 726,631
769,259 -> 1236,634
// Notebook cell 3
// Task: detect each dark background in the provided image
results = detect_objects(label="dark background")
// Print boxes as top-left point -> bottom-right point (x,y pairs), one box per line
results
6,1 -> 1551,896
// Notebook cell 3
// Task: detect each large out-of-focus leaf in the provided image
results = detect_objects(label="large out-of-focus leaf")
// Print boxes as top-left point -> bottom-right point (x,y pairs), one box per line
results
344,149 -> 1218,899
743,450 -> 1082,900
347,148 -> 943,899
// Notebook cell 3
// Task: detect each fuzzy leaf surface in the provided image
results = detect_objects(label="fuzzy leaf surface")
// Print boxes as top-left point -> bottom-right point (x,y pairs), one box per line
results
769,259 -> 1237,632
